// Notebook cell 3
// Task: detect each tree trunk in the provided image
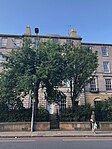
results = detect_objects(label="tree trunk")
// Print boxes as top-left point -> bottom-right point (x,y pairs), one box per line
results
71,92 -> 78,112
72,98 -> 75,112
70,80 -> 76,112
34,81 -> 40,121
72,99 -> 78,112
70,80 -> 72,101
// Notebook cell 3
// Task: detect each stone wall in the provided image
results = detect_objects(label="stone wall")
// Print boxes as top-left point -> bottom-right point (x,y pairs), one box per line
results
0,122 -> 50,131
0,122 -> 31,132
0,122 -> 112,131
99,122 -> 112,130
60,122 -> 91,130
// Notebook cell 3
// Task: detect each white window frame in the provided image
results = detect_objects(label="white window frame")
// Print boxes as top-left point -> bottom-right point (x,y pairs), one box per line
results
1,38 -> 7,47
60,98 -> 66,110
0,54 -> 5,62
102,47 -> 108,56
66,80 -> 70,87
105,79 -> 111,90
88,46 -> 92,52
90,78 -> 97,91
13,38 -> 21,48
103,61 -> 110,73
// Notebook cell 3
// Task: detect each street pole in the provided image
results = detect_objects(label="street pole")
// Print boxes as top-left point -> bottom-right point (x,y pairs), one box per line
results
31,28 -> 39,132
35,28 -> 39,49
31,99 -> 35,132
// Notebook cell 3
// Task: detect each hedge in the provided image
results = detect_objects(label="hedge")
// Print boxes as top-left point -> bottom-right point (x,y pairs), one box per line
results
0,104 -> 49,122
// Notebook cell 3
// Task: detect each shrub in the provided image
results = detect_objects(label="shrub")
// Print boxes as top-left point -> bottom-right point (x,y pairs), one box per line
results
35,106 -> 50,122
95,97 -> 112,122
60,104 -> 92,122
0,103 -> 49,122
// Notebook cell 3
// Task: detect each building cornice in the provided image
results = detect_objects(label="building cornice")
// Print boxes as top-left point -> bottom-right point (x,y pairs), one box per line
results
82,42 -> 112,46
0,34 -> 82,40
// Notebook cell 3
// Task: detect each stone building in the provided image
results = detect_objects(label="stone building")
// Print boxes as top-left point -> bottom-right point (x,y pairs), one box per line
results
0,26 -> 112,110
82,42 -> 112,105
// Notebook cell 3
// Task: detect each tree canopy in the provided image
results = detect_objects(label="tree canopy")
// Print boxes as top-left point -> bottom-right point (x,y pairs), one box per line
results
0,39 -> 66,109
0,38 -> 98,112
63,43 -> 98,110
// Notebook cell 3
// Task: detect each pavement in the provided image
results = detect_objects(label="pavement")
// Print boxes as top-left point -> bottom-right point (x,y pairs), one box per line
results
0,130 -> 112,138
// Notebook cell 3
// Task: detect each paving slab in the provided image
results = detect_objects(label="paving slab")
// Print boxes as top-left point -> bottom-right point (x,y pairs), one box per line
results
0,131 -> 112,138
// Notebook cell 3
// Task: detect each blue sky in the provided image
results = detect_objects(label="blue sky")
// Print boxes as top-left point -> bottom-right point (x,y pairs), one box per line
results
0,0 -> 112,43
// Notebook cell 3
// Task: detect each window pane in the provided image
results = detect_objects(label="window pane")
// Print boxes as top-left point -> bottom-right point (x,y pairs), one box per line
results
103,62 -> 110,73
60,98 -> 66,110
66,80 -> 70,87
52,38 -> 58,43
66,39 -> 70,45
14,38 -> 21,48
105,79 -> 111,90
90,78 -> 96,91
88,46 -> 92,52
0,54 -> 5,62
1,38 -> 7,47
102,47 -> 108,56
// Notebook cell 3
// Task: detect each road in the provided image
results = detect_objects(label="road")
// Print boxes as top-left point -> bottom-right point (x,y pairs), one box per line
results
0,137 -> 112,149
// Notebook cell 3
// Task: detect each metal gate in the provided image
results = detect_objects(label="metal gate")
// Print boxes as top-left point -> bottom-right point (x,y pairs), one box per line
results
50,114 -> 59,129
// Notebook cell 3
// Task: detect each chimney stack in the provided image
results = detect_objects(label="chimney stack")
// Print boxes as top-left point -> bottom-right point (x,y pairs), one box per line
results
25,25 -> 31,35
69,29 -> 77,37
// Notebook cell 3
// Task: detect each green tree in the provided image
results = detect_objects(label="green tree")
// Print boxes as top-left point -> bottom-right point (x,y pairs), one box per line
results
0,39 -> 66,111
63,43 -> 98,111
95,97 -> 112,121
35,41 -> 66,104
0,39 -> 98,115
0,72 -> 23,109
